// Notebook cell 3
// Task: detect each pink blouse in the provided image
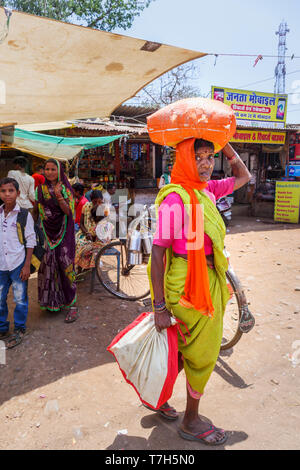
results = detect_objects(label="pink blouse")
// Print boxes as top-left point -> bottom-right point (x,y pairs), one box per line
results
153,177 -> 235,255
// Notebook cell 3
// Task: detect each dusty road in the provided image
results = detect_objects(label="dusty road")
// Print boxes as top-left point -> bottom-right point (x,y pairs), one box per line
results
0,216 -> 299,450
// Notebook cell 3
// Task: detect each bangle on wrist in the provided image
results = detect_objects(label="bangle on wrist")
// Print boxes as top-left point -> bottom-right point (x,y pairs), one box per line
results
154,305 -> 167,312
155,307 -> 168,313
154,305 -> 168,313
155,307 -> 169,315
226,151 -> 237,160
229,156 -> 241,164
227,153 -> 240,163
153,300 -> 167,313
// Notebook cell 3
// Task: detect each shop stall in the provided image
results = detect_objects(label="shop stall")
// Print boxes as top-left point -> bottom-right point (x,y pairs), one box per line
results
75,138 -> 154,190
211,126 -> 289,218
0,128 -> 125,188
58,118 -> 166,204
1,115 -> 168,206
209,85 -> 292,218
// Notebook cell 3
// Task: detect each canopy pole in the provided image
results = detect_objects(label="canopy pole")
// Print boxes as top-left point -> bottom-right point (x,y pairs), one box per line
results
114,140 -> 120,181
75,150 -> 84,180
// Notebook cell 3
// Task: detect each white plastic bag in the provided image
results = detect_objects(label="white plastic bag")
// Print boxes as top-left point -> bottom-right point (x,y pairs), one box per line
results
107,312 -> 179,410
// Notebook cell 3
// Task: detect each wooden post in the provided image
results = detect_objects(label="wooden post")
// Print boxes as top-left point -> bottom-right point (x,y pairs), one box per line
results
114,140 -> 120,181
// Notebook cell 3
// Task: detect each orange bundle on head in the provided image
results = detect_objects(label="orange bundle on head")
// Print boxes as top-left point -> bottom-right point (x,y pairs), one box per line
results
147,97 -> 236,151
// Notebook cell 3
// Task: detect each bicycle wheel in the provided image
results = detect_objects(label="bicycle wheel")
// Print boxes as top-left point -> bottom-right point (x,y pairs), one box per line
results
221,269 -> 243,350
95,241 -> 150,301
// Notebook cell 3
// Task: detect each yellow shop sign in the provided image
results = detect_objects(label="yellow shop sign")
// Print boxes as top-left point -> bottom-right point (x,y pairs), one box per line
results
230,129 -> 286,144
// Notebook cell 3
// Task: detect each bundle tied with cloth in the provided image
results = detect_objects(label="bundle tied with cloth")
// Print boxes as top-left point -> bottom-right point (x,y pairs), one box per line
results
107,97 -> 236,409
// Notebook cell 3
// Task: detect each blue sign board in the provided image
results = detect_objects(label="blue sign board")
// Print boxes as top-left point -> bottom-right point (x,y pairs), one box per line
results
288,165 -> 300,177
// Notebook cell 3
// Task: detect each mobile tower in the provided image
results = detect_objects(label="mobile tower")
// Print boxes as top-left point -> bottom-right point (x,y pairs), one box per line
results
274,21 -> 289,94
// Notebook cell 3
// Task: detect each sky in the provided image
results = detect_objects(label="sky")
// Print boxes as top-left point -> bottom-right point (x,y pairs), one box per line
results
115,0 -> 300,124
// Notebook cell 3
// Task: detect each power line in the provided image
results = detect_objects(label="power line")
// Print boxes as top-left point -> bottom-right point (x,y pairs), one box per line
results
207,52 -> 300,59
203,69 -> 300,97
237,75 -> 275,88
237,69 -> 300,89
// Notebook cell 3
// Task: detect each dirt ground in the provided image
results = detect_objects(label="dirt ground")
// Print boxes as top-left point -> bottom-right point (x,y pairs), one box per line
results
0,214 -> 299,451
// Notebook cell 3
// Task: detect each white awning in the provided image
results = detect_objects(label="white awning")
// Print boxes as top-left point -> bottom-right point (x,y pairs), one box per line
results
0,8 -> 206,125
17,121 -> 72,131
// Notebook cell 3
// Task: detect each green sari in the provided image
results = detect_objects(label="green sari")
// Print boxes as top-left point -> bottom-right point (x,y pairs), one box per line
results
148,184 -> 230,395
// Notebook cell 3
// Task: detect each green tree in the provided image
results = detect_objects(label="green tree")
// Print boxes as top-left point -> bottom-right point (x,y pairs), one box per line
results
0,0 -> 154,31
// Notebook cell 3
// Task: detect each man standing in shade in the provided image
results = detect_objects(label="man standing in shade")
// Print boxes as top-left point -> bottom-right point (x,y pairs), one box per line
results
7,157 -> 35,211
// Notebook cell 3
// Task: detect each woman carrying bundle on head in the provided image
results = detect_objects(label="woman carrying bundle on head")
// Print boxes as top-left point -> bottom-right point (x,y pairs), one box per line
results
147,98 -> 253,445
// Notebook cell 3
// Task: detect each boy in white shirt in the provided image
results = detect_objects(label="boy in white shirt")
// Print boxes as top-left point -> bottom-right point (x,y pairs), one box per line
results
0,177 -> 36,348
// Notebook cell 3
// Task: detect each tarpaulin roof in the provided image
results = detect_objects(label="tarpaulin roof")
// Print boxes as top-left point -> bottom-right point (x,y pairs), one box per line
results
73,119 -> 147,135
0,8 -> 206,125
2,128 -> 124,161
17,121 -> 73,132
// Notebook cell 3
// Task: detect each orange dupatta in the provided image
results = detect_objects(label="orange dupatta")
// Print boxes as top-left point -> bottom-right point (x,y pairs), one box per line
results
170,138 -> 214,317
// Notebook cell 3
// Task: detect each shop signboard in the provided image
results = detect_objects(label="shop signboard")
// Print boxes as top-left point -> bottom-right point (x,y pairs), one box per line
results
274,181 -> 300,224
212,86 -> 288,129
287,164 -> 300,178
230,129 -> 286,144
289,132 -> 300,162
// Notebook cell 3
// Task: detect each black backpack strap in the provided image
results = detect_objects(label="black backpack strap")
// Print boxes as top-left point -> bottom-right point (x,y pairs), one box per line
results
16,208 -> 29,247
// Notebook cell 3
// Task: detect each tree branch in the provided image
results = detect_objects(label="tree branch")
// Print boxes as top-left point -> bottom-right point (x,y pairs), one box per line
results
142,87 -> 161,106
87,0 -> 114,28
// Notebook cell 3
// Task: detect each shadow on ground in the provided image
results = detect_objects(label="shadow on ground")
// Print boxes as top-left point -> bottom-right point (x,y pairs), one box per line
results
106,413 -> 248,451
0,273 -> 143,405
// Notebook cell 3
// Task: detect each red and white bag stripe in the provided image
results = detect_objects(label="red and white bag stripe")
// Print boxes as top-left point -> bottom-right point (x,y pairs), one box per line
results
107,312 -> 179,410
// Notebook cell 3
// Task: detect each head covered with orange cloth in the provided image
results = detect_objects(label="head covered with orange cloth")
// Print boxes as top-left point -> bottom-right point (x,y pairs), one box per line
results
170,137 -> 216,316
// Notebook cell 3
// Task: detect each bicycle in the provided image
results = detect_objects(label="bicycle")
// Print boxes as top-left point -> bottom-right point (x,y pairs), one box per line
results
94,205 -> 152,301
95,206 -> 254,350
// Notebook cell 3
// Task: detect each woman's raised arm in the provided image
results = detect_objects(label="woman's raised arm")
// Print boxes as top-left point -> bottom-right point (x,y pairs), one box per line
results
222,143 -> 252,190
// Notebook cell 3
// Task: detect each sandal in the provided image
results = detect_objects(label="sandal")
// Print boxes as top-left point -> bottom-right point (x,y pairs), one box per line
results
143,403 -> 179,421
6,329 -> 27,349
239,305 -> 255,333
64,307 -> 79,323
178,425 -> 228,446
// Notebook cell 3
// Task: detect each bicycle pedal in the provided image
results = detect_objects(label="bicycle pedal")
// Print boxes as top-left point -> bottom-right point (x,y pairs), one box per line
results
239,305 -> 255,333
